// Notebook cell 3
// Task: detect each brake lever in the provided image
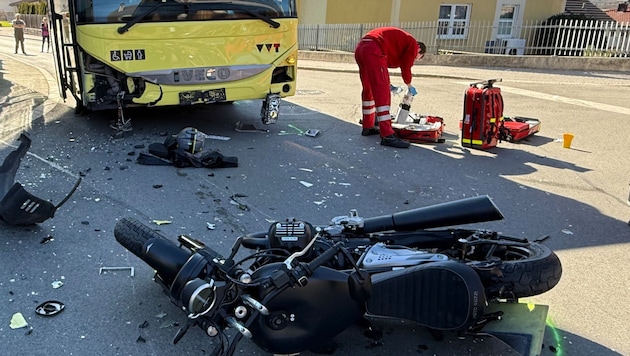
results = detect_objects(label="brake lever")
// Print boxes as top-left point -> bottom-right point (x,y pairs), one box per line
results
283,232 -> 319,270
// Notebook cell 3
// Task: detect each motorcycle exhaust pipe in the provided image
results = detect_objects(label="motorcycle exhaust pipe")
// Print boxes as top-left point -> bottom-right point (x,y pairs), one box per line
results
361,195 -> 504,233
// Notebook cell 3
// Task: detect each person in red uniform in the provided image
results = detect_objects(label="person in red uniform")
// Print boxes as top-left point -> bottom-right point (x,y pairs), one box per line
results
355,27 -> 426,148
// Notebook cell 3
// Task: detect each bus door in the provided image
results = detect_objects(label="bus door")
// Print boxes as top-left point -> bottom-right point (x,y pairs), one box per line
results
49,1 -> 85,113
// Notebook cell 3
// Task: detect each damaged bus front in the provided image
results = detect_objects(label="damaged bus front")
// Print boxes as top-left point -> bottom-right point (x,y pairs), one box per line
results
49,0 -> 297,124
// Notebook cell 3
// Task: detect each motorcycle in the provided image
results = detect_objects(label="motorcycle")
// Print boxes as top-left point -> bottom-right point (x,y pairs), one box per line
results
113,195 -> 562,355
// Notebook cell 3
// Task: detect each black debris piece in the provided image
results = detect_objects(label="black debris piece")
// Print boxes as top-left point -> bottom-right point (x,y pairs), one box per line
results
0,132 -> 81,225
139,320 -> 149,328
40,235 -> 54,244
136,335 -> 146,343
137,128 -> 238,169
35,300 -> 65,317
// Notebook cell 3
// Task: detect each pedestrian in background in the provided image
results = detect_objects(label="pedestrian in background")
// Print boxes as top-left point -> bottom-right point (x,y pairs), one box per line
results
62,12 -> 70,42
11,13 -> 27,55
354,27 -> 425,148
41,17 -> 50,52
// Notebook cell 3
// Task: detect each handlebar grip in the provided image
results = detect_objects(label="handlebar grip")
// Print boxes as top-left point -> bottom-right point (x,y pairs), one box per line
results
306,242 -> 343,275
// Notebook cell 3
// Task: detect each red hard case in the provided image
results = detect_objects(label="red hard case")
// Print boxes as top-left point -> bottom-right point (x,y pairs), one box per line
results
501,116 -> 541,142
393,115 -> 444,143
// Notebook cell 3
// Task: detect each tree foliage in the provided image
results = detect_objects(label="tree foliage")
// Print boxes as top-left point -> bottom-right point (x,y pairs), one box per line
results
17,1 -> 48,15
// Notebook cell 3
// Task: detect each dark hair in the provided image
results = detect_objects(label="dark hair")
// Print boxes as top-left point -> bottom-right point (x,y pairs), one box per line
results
417,41 -> 427,55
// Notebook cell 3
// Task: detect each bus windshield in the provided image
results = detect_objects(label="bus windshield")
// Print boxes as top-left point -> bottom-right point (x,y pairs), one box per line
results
77,0 -> 296,24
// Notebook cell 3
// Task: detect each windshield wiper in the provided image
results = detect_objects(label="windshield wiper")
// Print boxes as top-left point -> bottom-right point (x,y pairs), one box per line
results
117,3 -> 166,34
117,2 -> 280,34
241,8 -> 280,28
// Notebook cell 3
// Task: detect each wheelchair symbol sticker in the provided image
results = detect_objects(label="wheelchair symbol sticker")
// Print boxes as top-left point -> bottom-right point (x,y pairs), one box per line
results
110,50 -> 121,61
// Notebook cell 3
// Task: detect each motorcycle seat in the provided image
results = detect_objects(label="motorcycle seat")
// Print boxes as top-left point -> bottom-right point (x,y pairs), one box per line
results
366,260 -> 486,330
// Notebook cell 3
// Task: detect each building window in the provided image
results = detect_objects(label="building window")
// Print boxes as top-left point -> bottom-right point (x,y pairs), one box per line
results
438,4 -> 471,39
497,5 -> 518,38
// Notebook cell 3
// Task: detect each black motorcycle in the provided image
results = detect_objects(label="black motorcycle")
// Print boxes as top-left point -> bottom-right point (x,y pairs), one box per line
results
114,195 -> 562,355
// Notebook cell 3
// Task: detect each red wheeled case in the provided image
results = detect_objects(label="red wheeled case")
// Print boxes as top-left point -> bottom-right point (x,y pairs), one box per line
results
461,79 -> 504,150
501,116 -> 541,142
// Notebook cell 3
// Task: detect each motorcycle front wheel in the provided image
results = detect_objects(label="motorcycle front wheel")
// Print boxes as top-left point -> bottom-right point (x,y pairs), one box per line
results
114,217 -> 190,284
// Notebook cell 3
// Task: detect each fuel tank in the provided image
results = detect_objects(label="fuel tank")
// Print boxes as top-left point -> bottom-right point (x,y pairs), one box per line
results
248,264 -> 364,354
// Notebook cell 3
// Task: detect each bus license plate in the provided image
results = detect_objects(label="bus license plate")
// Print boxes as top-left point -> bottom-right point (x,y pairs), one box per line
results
179,89 -> 226,105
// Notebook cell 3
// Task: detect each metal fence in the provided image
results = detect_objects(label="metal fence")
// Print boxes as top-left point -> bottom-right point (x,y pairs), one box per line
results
299,19 -> 630,57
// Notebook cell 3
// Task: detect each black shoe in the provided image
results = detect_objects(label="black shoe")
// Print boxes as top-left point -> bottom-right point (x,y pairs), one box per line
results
361,127 -> 380,136
381,134 -> 410,148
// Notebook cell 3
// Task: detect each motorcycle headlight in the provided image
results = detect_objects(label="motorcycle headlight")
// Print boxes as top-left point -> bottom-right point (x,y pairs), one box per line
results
181,278 -> 216,317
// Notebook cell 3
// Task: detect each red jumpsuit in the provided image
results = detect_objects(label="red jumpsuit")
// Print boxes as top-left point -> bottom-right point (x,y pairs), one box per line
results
354,27 -> 419,137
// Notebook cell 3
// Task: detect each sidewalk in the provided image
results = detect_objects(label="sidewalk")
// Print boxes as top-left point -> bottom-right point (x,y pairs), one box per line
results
0,27 -> 61,139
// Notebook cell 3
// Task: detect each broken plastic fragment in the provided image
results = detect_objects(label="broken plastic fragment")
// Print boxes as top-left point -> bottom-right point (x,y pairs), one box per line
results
299,181 -> 313,188
51,281 -> 64,289
206,222 -> 216,230
561,229 -> 574,235
0,132 -> 82,225
9,312 -> 28,329
152,220 -> 172,225
35,301 -> 65,317
155,312 -> 167,318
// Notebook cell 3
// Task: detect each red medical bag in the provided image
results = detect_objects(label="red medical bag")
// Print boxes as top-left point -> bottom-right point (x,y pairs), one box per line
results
461,79 -> 504,150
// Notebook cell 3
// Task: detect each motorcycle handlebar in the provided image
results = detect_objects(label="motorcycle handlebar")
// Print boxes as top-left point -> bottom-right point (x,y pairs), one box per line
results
305,241 -> 343,275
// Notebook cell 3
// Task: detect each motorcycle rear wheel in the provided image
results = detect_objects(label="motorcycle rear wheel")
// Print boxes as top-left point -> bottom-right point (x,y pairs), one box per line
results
478,242 -> 562,299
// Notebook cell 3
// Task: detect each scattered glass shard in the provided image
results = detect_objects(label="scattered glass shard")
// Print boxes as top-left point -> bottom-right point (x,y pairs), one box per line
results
51,281 -> 64,289
299,181 -> 313,187
10,313 -> 28,329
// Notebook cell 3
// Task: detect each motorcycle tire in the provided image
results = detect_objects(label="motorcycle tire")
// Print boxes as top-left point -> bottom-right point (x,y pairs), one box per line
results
114,217 -> 190,282
482,241 -> 562,299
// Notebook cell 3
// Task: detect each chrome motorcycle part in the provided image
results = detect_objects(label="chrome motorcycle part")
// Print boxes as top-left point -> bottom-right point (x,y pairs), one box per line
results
181,278 -> 216,317
359,242 -> 448,270
234,305 -> 248,319
226,316 -> 252,338
242,294 -> 269,315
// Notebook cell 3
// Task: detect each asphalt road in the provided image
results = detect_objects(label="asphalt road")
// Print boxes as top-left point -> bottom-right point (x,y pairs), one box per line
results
1,30 -> 629,356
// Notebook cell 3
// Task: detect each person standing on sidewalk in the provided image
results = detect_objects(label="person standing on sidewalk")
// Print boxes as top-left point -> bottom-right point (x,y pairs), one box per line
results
41,17 -> 50,52
354,27 -> 426,148
11,13 -> 27,55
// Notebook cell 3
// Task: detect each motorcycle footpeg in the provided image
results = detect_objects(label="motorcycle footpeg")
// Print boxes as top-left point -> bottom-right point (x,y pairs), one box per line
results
366,260 -> 486,330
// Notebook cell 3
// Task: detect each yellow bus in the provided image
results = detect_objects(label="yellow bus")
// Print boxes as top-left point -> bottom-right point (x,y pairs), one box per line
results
49,0 -> 297,126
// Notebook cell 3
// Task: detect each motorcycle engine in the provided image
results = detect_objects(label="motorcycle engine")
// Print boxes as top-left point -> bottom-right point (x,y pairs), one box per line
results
268,219 -> 315,252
